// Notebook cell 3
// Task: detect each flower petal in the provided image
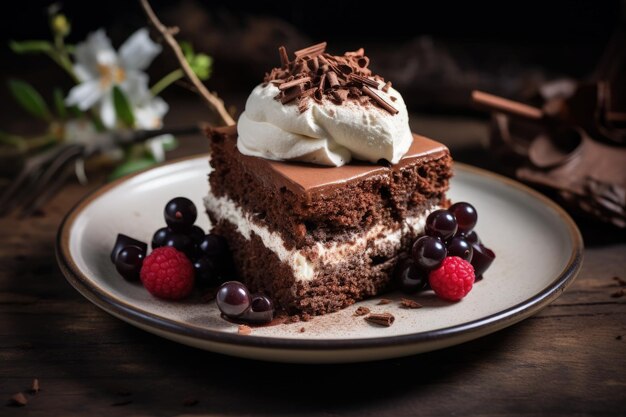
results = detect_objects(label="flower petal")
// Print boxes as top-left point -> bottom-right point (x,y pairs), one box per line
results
120,70 -> 150,103
65,80 -> 103,110
73,29 -> 116,81
134,97 -> 169,129
119,28 -> 162,71
99,91 -> 116,129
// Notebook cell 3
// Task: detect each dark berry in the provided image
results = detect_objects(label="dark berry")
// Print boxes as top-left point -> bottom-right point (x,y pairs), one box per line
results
189,225 -> 205,244
164,197 -> 197,232
449,202 -> 478,233
242,294 -> 274,324
111,234 -> 147,264
425,209 -> 457,240
193,256 -> 218,287
199,234 -> 229,258
115,246 -> 144,281
447,236 -> 474,262
411,236 -> 447,270
216,281 -> 251,317
463,230 -> 480,245
164,233 -> 194,257
395,258 -> 429,293
471,243 -> 496,279
151,227 -> 172,249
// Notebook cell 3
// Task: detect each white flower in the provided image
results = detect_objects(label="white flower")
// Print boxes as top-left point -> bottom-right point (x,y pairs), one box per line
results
65,28 -> 161,129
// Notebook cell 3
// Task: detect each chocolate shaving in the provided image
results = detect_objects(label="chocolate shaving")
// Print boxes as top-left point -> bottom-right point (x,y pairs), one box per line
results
9,393 -> 27,407
327,71 -> 339,89
278,76 -> 311,91
382,81 -> 392,93
353,306 -> 371,316
278,46 -> 289,69
400,298 -> 423,309
362,86 -> 398,114
365,312 -> 395,327
265,42 -> 397,114
294,42 -> 327,58
350,74 -> 379,89
377,298 -> 392,305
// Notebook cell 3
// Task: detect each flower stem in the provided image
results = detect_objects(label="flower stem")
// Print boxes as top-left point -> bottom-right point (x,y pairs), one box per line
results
53,33 -> 78,83
150,69 -> 184,96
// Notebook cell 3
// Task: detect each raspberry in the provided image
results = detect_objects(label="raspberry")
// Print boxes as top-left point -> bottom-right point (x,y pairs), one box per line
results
140,247 -> 194,300
428,256 -> 475,301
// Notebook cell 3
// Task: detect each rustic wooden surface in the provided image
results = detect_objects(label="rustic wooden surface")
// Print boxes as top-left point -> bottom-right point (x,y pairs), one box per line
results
1,112 -> 625,416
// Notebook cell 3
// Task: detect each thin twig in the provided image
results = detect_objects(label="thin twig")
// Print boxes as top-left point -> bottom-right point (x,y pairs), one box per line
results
139,0 -> 235,126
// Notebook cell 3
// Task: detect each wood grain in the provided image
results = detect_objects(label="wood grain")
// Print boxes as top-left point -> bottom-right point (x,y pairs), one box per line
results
1,120 -> 625,417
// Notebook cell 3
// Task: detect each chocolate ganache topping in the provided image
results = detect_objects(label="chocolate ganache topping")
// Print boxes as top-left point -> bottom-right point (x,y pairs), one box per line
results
236,42 -> 414,167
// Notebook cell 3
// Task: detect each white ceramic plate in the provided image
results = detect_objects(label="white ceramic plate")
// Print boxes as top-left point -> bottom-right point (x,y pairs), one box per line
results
57,156 -> 583,363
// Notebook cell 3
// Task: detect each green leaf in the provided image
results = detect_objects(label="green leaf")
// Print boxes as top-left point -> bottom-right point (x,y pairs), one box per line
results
108,156 -> 156,181
9,40 -> 53,54
0,130 -> 27,151
112,86 -> 135,127
7,79 -> 52,121
190,54 -> 212,80
52,88 -> 67,119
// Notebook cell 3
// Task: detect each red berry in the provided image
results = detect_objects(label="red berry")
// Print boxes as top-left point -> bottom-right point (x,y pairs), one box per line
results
428,256 -> 475,301
140,247 -> 194,300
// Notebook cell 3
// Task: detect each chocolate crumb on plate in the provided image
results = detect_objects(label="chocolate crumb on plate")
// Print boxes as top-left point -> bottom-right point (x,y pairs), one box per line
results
610,289 -> 624,298
377,299 -> 392,305
299,327 -> 306,333
238,324 -> 252,335
400,298 -> 423,309
31,378 -> 40,394
365,312 -> 395,327
616,335 -> 623,340
9,392 -> 28,407
353,306 -> 371,316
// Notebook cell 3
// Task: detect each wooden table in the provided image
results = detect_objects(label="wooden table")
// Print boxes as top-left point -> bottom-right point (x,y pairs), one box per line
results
1,112 -> 624,416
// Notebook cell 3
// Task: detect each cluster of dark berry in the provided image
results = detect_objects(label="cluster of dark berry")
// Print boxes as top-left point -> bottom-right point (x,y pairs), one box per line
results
396,202 -> 495,299
111,197 -> 230,297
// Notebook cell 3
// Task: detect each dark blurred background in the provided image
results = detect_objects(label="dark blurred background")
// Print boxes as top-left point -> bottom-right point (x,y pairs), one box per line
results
0,0 -> 621,126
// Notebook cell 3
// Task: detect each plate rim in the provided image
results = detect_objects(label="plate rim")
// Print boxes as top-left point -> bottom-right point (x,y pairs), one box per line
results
56,155 -> 583,351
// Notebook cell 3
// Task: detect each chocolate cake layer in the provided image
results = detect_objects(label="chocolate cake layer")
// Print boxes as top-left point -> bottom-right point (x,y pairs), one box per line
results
208,126 -> 452,249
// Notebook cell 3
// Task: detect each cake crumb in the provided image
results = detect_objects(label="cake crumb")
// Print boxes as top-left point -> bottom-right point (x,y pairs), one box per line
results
377,299 -> 392,305
365,312 -> 395,327
400,298 -> 423,309
9,392 -> 27,407
288,315 -> 301,323
238,325 -> 252,335
299,327 -> 306,333
353,306 -> 371,316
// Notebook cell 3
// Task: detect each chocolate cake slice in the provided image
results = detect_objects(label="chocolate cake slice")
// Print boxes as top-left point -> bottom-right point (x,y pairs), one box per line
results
205,125 -> 452,316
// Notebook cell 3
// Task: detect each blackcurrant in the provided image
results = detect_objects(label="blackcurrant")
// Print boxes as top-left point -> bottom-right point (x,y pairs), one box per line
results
199,234 -> 229,258
164,233 -> 194,257
216,281 -> 251,318
447,236 -> 473,262
425,209 -> 457,240
449,202 -> 478,233
164,197 -> 197,232
411,236 -> 447,270
395,258 -> 429,293
114,246 -> 144,281
151,227 -> 172,249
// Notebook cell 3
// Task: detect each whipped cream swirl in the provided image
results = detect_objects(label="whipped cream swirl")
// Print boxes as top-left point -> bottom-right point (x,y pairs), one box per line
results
237,83 -> 413,166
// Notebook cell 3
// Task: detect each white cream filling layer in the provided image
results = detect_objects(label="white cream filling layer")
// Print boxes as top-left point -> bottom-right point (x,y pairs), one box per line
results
204,187 -> 438,282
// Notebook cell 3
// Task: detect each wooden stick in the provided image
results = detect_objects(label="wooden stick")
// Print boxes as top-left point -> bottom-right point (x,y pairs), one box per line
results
139,0 -> 235,126
472,90 -> 543,121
